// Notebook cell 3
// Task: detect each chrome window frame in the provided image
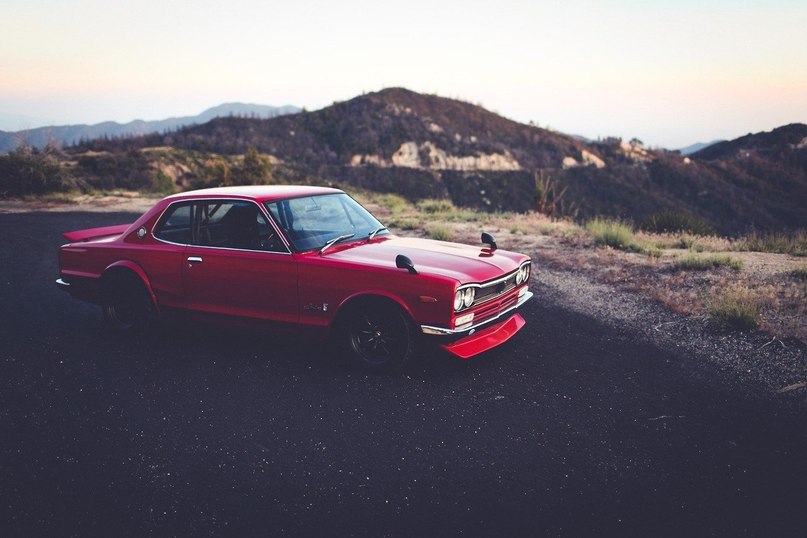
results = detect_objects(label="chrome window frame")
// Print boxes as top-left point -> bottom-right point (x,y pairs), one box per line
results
151,197 -> 293,255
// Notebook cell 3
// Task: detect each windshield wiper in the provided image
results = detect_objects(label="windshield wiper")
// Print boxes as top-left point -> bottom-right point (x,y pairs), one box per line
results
319,233 -> 355,255
367,226 -> 387,241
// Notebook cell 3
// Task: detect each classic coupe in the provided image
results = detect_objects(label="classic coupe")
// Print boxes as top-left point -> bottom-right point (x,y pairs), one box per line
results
56,186 -> 532,372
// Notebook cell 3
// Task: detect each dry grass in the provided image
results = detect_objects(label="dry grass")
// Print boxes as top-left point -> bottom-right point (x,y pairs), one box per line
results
362,196 -> 804,341
736,230 -> 807,257
707,286 -> 762,330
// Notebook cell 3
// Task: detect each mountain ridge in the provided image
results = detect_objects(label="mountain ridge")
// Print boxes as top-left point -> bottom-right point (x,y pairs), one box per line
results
0,103 -> 300,153
9,88 -> 806,234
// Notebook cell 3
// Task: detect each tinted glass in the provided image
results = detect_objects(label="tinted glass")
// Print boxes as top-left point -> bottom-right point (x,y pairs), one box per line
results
197,200 -> 287,252
265,193 -> 384,252
154,202 -> 193,244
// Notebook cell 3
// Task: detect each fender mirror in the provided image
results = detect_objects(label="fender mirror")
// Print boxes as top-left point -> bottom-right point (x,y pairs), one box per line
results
481,232 -> 497,251
396,254 -> 418,274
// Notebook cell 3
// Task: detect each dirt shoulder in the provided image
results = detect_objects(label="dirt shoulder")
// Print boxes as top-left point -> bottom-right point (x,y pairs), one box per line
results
0,192 -> 157,214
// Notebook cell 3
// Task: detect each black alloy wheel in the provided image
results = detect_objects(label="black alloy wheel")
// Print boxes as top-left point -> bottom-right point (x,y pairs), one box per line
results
344,301 -> 416,373
102,274 -> 153,334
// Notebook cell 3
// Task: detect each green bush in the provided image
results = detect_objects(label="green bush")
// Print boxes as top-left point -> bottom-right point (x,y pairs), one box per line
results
426,224 -> 453,241
151,171 -> 175,194
586,218 -> 633,249
641,211 -> 715,236
708,287 -> 760,330
630,240 -> 663,258
377,194 -> 410,214
673,254 -> 743,271
416,198 -> 455,214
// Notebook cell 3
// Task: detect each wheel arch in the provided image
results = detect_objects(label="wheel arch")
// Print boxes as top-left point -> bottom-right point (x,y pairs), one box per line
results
101,260 -> 160,315
330,291 -> 415,335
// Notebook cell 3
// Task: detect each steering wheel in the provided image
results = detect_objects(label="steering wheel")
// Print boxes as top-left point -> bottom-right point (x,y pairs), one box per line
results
259,232 -> 281,251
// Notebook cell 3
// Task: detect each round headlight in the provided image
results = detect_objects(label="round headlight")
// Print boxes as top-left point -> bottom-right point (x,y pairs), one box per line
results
516,265 -> 530,285
454,290 -> 464,311
462,287 -> 475,308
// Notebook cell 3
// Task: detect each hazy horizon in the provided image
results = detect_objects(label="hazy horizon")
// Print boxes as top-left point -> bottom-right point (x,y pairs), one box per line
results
2,0 -> 805,148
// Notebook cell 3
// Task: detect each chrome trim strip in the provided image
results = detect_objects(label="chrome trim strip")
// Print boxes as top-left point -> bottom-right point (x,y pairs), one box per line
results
454,261 -> 531,312
456,261 -> 531,291
421,290 -> 533,336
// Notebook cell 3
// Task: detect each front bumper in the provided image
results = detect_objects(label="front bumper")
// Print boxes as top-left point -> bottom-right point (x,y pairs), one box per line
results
439,313 -> 526,359
420,290 -> 533,337
420,290 -> 533,359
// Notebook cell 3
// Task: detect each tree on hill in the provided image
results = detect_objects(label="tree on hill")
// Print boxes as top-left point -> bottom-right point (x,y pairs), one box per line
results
0,144 -> 76,196
235,147 -> 272,184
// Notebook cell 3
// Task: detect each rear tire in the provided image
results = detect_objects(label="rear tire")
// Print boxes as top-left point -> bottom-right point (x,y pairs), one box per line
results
102,273 -> 154,334
338,299 -> 416,374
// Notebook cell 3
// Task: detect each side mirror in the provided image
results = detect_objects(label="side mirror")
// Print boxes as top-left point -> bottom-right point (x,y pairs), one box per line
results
481,232 -> 497,251
396,254 -> 418,274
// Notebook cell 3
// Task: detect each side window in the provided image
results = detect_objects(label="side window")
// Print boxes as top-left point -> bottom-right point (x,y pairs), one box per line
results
154,202 -> 193,244
197,200 -> 287,253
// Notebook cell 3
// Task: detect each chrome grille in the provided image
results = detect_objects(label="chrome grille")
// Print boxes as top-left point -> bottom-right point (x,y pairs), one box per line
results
473,271 -> 518,307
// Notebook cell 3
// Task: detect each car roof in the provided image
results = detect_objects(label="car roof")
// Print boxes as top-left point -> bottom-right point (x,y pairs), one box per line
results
163,185 -> 344,204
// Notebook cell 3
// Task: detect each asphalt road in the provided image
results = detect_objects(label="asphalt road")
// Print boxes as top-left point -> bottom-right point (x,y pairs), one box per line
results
2,212 -> 806,537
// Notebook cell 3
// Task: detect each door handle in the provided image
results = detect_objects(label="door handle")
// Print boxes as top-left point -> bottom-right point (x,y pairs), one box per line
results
187,256 -> 203,263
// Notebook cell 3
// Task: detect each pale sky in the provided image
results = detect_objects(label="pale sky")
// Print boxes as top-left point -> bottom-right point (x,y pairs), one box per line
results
1,0 -> 805,148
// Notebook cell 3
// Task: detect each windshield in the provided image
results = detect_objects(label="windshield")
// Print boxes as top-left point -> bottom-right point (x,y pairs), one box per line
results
264,193 -> 387,252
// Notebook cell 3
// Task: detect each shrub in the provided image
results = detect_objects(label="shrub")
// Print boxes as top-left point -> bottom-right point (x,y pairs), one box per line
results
0,147 -> 75,196
708,287 -> 761,330
416,199 -> 455,214
630,240 -> 663,258
377,194 -> 410,214
736,230 -> 807,257
675,235 -> 704,251
426,224 -> 453,241
586,218 -> 633,249
388,216 -> 422,230
641,211 -> 715,236
792,266 -> 807,280
673,254 -> 743,271
151,171 -> 175,194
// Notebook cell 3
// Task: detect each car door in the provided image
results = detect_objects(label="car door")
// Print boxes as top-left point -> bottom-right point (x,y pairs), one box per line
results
182,199 -> 298,323
148,200 -> 194,310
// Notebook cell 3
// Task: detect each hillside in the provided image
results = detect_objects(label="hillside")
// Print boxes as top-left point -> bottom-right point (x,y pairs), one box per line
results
0,103 -> 300,153
52,89 -> 807,234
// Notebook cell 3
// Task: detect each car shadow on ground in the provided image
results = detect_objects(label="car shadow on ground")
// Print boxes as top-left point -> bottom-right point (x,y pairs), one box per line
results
81,309 -> 479,381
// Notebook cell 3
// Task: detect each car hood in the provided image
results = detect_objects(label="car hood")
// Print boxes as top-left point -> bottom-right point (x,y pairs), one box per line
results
323,236 -> 527,284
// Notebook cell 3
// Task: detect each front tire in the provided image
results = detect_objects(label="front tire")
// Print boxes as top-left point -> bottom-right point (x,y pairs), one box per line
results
339,300 -> 416,373
102,273 -> 154,334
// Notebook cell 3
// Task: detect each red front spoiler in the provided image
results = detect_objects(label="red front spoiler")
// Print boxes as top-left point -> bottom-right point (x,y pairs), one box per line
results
440,313 -> 526,359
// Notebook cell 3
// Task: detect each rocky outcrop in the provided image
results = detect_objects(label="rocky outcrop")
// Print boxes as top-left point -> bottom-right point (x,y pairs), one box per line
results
562,150 -> 607,169
352,141 -> 521,171
620,141 -> 653,163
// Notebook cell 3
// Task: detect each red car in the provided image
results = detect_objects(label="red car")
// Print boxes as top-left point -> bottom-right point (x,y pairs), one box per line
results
56,186 -> 532,372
